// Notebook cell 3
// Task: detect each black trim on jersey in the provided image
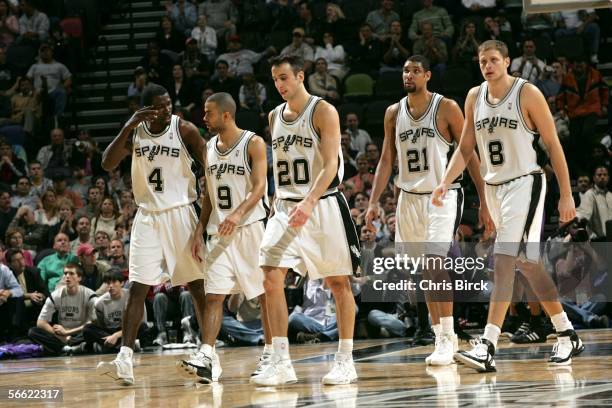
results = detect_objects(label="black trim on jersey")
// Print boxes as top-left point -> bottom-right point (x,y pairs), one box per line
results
483,77 -> 519,108
400,187 -> 460,195
519,173 -> 543,253
485,170 -> 543,186
431,95 -> 453,146
278,96 -> 315,126
243,131 -> 254,173
403,92 -> 436,123
142,119 -> 171,138
333,192 -> 361,275
280,191 -> 338,202
269,109 -> 278,135
307,97 -> 322,141
453,188 -> 464,237
516,80 -> 538,135
214,130 -> 247,157
446,143 -> 463,184
328,154 -> 342,190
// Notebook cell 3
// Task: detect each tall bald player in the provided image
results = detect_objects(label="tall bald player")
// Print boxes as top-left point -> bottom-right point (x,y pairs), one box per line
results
433,40 -> 584,372
97,85 -> 208,385
253,55 -> 361,386
365,55 -> 491,366
177,92 -> 271,383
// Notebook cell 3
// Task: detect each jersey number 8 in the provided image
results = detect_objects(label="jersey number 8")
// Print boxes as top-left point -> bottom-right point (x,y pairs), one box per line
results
488,140 -> 504,166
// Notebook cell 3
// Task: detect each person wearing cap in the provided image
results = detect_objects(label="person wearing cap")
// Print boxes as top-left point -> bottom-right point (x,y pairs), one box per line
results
216,35 -> 275,78
127,66 -> 151,105
77,243 -> 111,295
26,42 -> 71,116
7,205 -> 48,253
38,233 -> 79,293
280,27 -> 314,73
52,173 -> 84,209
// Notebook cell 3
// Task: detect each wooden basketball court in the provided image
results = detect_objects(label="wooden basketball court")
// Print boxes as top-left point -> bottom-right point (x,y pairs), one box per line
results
2,329 -> 612,407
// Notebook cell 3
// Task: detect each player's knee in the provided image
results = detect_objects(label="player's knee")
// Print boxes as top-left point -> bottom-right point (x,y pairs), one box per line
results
326,276 -> 350,294
205,293 -> 225,305
263,275 -> 283,293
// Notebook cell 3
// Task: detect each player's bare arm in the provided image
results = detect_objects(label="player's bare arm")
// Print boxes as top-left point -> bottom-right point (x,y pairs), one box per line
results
521,83 -> 576,222
178,118 -> 206,166
192,153 -> 211,262
365,102 -> 399,229
441,97 -> 494,234
432,86 -> 479,206
101,106 -> 160,170
218,135 -> 267,236
288,100 -> 341,228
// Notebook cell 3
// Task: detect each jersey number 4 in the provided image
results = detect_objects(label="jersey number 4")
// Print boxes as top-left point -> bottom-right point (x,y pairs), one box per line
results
148,168 -> 163,192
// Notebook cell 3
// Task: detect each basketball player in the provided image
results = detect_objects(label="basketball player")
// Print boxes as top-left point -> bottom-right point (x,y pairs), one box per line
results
432,40 -> 584,372
252,55 -> 361,386
96,85 -> 208,385
177,92 -> 272,383
365,55 -> 492,366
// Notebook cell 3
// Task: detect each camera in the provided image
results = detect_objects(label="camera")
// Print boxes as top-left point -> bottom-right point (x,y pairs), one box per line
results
75,141 -> 91,152
569,218 -> 589,242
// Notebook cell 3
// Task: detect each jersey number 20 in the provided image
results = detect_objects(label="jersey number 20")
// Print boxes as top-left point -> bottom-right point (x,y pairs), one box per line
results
277,159 -> 310,186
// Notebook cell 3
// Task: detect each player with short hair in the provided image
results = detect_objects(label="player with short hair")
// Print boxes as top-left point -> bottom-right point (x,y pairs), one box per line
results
433,40 -> 584,372
365,55 -> 491,366
177,92 -> 271,383
252,55 -> 361,386
97,84 -> 209,385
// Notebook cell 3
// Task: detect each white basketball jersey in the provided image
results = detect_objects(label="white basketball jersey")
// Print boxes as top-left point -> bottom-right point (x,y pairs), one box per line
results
131,115 -> 197,211
473,78 -> 541,184
395,93 -> 459,193
205,130 -> 268,235
270,96 -> 343,200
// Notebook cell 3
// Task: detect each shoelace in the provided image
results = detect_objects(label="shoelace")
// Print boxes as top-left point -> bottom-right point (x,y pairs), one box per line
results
438,335 -> 453,353
551,337 -> 572,358
330,359 -> 352,377
467,337 -> 489,356
254,353 -> 272,371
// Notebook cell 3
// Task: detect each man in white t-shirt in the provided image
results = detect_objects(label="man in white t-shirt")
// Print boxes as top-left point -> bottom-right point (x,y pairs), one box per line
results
510,39 -> 546,83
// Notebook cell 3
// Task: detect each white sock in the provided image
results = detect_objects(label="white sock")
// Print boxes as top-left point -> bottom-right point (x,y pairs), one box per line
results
119,346 -> 133,359
272,337 -> 290,359
482,324 -> 501,349
199,343 -> 213,358
440,316 -> 454,335
551,312 -> 573,332
432,324 -> 441,338
338,339 -> 353,355
263,344 -> 273,354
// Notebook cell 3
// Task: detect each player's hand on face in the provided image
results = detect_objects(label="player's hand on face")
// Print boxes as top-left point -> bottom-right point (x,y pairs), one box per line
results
558,195 -> 576,224
125,106 -> 160,130
288,199 -> 315,228
218,212 -> 240,236
191,223 -> 205,263
431,183 -> 447,207
478,204 -> 495,239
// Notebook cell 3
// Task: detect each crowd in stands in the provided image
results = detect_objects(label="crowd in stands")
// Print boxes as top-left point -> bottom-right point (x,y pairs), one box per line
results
0,0 -> 610,357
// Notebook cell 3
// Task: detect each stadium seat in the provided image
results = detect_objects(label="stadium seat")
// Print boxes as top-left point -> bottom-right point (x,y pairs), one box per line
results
338,102 -> 365,123
363,100 -> 391,137
268,30 -> 291,53
374,71 -> 403,100
554,35 -> 584,61
343,73 -> 374,102
236,110 -> 262,133
6,45 -> 37,75
441,65 -> 473,98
